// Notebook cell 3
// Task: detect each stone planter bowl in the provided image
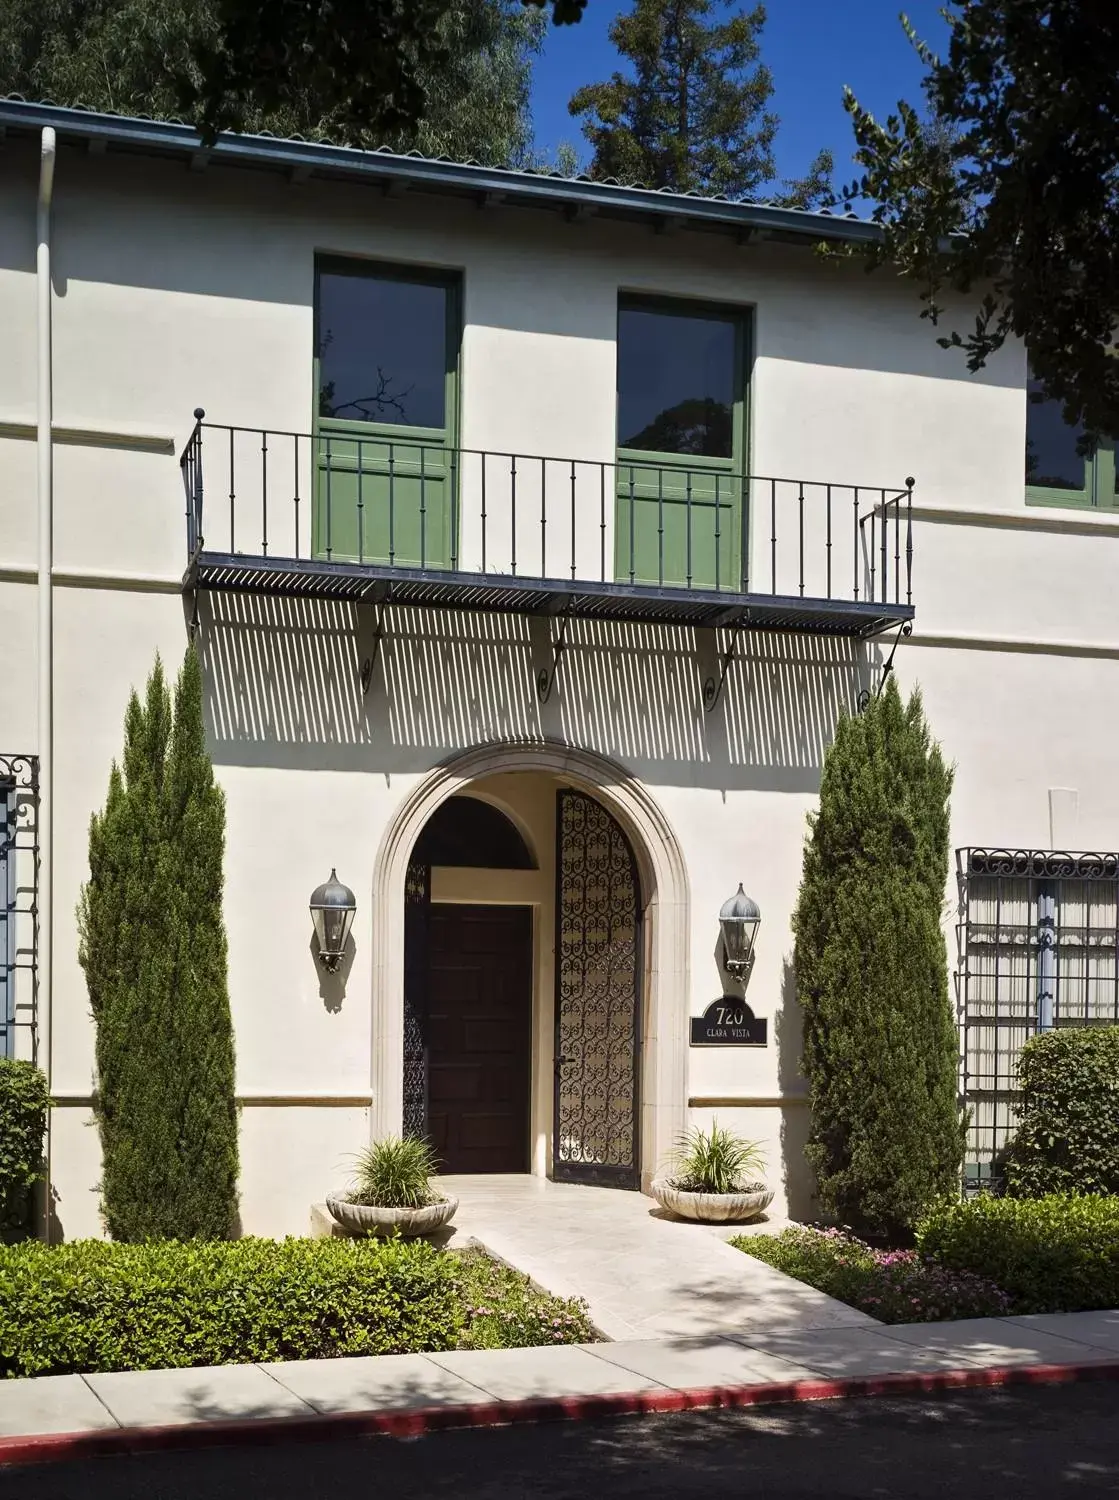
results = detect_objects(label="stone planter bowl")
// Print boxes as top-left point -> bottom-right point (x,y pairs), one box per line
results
325,1192 -> 458,1239
651,1178 -> 774,1224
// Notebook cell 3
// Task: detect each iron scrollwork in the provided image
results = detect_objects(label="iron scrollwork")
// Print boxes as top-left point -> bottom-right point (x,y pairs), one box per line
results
402,860 -> 430,1140
553,790 -> 641,1188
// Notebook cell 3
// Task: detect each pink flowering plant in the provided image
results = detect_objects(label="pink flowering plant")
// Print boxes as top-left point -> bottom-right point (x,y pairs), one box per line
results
454,1247 -> 596,1349
732,1225 -> 1010,1324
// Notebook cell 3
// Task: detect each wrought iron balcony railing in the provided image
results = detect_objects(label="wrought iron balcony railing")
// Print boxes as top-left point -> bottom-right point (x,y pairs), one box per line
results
180,412 -> 914,638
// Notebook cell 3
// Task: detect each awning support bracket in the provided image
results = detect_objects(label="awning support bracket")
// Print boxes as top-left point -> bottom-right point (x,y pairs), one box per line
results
537,608 -> 574,704
703,621 -> 747,713
857,619 -> 913,711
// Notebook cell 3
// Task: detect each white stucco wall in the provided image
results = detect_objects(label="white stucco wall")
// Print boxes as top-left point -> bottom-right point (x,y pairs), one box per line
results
2,138 -> 1119,1237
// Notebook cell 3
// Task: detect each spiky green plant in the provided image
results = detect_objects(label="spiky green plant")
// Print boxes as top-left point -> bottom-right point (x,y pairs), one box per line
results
670,1122 -> 766,1194
351,1136 -> 440,1208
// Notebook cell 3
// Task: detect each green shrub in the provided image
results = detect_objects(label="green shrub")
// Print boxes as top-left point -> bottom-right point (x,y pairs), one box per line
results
350,1136 -> 440,1208
0,1236 -> 461,1378
1004,1028 -> 1119,1198
792,680 -> 964,1240
735,1225 -> 1010,1323
0,1060 -> 48,1239
454,1248 -> 596,1349
734,1226 -> 876,1306
668,1122 -> 766,1194
917,1194 -> 1119,1313
79,648 -> 239,1240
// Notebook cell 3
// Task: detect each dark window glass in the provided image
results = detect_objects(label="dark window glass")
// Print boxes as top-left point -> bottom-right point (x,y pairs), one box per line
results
618,306 -> 737,458
413,797 -> 536,869
1026,377 -> 1088,490
317,268 -> 448,428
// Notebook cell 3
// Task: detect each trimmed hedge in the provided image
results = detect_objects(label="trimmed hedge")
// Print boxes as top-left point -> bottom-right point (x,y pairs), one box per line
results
0,1060 -> 49,1239
1005,1027 -> 1119,1198
0,1236 -> 460,1378
917,1194 -> 1119,1313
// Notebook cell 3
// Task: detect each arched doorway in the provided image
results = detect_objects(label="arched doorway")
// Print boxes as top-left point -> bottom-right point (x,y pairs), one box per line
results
369,742 -> 689,1191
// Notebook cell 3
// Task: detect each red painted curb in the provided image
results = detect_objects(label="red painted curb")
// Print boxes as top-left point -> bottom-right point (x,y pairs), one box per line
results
1,1359 -> 1117,1469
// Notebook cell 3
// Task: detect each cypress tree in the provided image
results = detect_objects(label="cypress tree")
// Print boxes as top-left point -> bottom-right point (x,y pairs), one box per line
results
792,677 -> 964,1240
79,647 -> 239,1240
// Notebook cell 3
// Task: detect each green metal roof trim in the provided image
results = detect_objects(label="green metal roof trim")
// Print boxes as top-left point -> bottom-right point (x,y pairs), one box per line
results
0,96 -> 882,247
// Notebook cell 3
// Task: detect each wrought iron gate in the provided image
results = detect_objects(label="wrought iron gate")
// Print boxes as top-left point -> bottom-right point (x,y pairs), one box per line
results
402,859 -> 430,1140
553,789 -> 642,1188
958,847 -> 1119,1190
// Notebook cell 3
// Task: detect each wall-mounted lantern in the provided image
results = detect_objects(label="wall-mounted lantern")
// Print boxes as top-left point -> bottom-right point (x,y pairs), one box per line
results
719,883 -> 761,978
309,868 -> 356,972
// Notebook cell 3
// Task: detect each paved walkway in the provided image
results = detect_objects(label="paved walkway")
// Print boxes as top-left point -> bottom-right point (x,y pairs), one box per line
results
439,1175 -> 871,1341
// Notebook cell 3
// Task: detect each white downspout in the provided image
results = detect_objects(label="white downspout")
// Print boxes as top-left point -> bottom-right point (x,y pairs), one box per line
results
37,127 -> 56,1240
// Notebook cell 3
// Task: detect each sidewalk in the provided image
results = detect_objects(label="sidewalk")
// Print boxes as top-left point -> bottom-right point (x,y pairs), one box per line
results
2,1311 -> 1118,1464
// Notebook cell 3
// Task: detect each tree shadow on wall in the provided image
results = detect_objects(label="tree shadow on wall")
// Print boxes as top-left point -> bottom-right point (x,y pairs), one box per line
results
194,591 -> 878,794
776,954 -> 818,1223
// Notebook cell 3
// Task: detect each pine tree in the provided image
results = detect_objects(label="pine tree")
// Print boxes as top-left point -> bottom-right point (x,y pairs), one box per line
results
569,0 -> 778,196
79,648 -> 239,1240
792,678 -> 964,1240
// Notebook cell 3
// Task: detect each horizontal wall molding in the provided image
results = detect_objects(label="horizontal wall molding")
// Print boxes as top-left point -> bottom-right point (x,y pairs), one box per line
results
0,563 -> 182,593
51,1092 -> 373,1108
0,418 -> 175,455
906,629 -> 1119,662
910,501 -> 1119,538
688,1094 -> 809,1108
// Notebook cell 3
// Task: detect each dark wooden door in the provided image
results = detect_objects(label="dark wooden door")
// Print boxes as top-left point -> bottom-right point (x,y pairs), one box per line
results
426,905 -> 533,1174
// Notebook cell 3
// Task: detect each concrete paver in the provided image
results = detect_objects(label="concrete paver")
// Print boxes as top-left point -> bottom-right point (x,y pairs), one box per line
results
1004,1309 -> 1119,1354
584,1335 -> 818,1390
426,1344 -> 668,1401
83,1364 -> 313,1428
871,1317 -> 1119,1368
261,1354 -> 490,1414
0,1376 -> 119,1438
731,1325 -> 1006,1378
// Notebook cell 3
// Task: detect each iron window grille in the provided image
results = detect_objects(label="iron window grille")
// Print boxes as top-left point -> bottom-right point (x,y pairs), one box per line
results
957,848 -> 1119,1190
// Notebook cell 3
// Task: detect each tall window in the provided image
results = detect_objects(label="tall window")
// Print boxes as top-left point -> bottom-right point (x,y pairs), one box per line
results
617,304 -> 739,458
312,260 -> 460,568
1026,376 -> 1117,507
615,297 -> 747,590
316,265 -> 452,431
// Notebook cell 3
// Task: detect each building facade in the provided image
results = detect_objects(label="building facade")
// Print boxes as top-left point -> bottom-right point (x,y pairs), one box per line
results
2,100 -> 1118,1239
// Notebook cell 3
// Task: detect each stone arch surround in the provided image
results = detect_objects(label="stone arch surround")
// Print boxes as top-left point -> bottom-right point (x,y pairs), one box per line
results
369,740 -> 690,1190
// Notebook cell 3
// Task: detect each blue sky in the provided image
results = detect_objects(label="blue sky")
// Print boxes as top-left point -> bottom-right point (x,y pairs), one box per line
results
531,1 -> 951,188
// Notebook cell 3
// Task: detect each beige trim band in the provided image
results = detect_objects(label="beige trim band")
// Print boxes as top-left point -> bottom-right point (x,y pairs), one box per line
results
909,501 -> 1119,538
906,629 -> 1119,662
0,564 -> 182,593
51,1092 -> 373,1108
688,1095 -> 809,1108
0,418 -> 175,455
